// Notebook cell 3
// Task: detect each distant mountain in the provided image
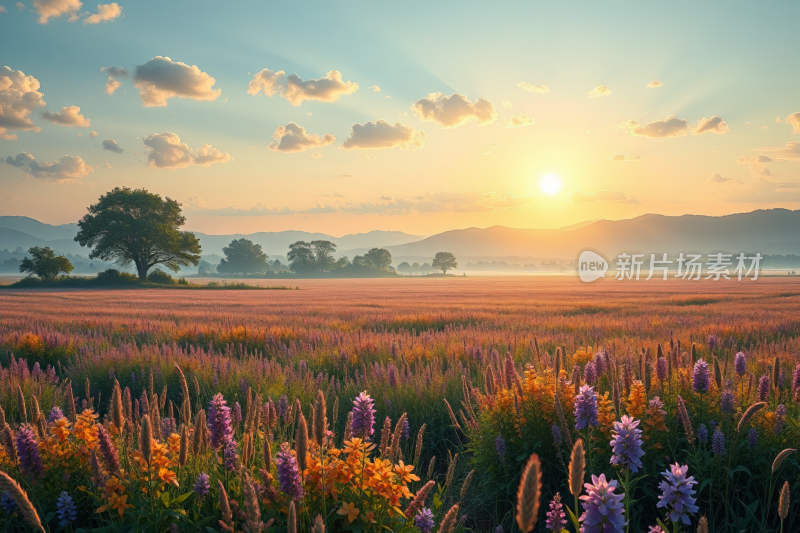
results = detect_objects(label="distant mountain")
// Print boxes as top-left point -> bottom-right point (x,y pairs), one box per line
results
0,216 -> 80,241
385,209 -> 800,261
0,228 -> 88,255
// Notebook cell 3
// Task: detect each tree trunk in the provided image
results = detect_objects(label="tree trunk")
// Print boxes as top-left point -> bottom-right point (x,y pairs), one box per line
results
136,261 -> 149,281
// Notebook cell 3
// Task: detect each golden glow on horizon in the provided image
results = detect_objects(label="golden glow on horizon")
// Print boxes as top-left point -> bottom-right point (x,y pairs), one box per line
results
540,174 -> 562,196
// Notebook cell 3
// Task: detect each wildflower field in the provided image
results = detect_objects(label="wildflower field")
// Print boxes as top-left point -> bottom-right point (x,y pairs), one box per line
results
0,277 -> 798,532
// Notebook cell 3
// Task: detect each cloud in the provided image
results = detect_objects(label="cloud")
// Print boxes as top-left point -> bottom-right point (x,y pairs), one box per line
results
88,130 -> 98,137
142,132 -> 231,169
247,69 -> 358,106
776,116 -> 783,124
102,138 -> 123,153
506,112 -> 534,128
720,177 -> 800,203
588,85 -> 611,98
356,154 -> 378,160
411,92 -> 497,128
610,154 -> 641,161
755,141 -> 800,161
0,66 -> 46,139
83,2 -> 121,23
268,123 -> 335,153
133,56 -> 221,107
707,173 -> 731,183
186,196 -> 206,208
4,151 -> 93,181
102,66 -> 128,95
380,195 -> 392,201
0,6 -> 6,12
369,85 -> 380,92
341,120 -> 426,151
570,190 -> 639,204
786,112 -> 800,134
15,1 -> 23,9
617,115 -> 689,138
187,202 -> 338,217
737,155 -> 774,177
31,0 -> 82,23
646,81 -> 663,88
502,100 -> 512,109
41,105 -> 90,127
692,116 -> 730,135
310,152 -> 323,159
490,141 -> 500,148
517,82 -> 550,93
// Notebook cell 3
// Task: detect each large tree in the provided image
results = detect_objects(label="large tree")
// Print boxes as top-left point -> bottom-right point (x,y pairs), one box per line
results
288,240 -> 337,273
432,251 -> 458,274
362,248 -> 392,270
19,247 -> 73,281
217,238 -> 271,275
74,187 -> 201,281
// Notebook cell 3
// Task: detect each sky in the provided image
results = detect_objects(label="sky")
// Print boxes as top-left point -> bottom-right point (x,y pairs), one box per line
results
1,0 -> 799,237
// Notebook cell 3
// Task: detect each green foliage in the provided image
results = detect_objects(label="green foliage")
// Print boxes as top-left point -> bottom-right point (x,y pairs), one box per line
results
362,247 -> 393,270
74,187 -> 202,281
432,251 -> 457,274
96,268 -> 139,284
147,269 -> 176,284
197,259 -> 215,275
19,246 -> 74,281
217,238 -> 271,275
397,261 -> 412,274
288,240 -> 337,272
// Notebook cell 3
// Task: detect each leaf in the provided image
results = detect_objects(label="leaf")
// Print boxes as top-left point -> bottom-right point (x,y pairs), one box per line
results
698,478 -> 713,494
656,518 -> 669,531
172,491 -> 193,504
565,506 -> 581,529
160,491 -> 170,507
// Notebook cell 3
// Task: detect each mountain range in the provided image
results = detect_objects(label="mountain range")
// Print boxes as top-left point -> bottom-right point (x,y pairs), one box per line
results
2,209 -> 799,266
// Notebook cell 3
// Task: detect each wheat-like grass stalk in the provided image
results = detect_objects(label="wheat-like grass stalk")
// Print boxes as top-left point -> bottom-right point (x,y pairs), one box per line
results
439,503 -> 460,533
295,413 -> 308,473
139,414 -> 153,464
771,448 -> 796,475
390,412 -> 407,460
569,438 -> 585,499
738,402 -> 767,433
313,390 -> 326,447
16,385 -> 27,424
414,423 -> 426,460
460,469 -> 475,500
174,363 -> 192,424
287,500 -> 297,533
0,470 -> 44,532
778,481 -> 790,522
697,515 -> 708,533
217,479 -> 233,531
179,425 -> 187,467
516,454 -> 542,532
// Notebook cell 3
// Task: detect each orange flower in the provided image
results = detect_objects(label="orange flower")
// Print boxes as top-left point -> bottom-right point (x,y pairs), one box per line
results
364,511 -> 377,524
337,502 -> 360,523
393,461 -> 420,484
158,467 -> 179,487
97,492 -> 133,517
627,381 -> 646,418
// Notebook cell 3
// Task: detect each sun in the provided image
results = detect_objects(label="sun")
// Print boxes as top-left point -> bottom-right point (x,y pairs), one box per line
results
540,174 -> 562,196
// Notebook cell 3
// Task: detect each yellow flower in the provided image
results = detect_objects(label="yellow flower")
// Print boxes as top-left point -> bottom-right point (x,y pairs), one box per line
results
337,502 -> 360,523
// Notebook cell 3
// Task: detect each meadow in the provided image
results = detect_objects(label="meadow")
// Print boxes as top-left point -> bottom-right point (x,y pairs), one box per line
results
0,277 -> 798,532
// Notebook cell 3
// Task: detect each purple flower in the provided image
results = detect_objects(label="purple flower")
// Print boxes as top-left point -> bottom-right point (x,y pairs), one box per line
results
401,417 -> 410,440
697,424 -> 708,444
574,385 -> 599,430
747,427 -> 758,449
793,364 -> 800,392
388,365 -> 397,387
16,424 -> 44,478
774,404 -> 786,435
414,508 -> 435,533
552,424 -> 563,446
712,429 -> 726,456
593,352 -> 607,376
223,440 -> 240,471
208,393 -> 234,449
194,472 -> 210,496
707,335 -> 717,351
495,434 -> 506,461
610,415 -> 645,473
56,492 -> 77,528
757,375 -> 770,401
656,357 -> 668,383
656,463 -> 698,526
579,474 -> 625,533
677,396 -> 693,442
97,424 -> 120,473
735,352 -> 747,377
721,390 -> 736,415
545,493 -> 567,531
351,391 -> 376,440
692,360 -> 709,393
584,362 -> 597,384
277,395 -> 288,418
47,406 -> 64,424
161,417 -> 173,440
1,491 -> 16,512
232,402 -> 242,429
276,445 -> 304,500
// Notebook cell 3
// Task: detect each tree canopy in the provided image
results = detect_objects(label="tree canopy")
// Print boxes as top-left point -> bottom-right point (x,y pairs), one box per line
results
361,248 -> 393,270
288,240 -> 337,273
432,252 -> 458,274
397,261 -> 411,274
217,238 -> 271,275
74,187 -> 201,281
19,247 -> 73,281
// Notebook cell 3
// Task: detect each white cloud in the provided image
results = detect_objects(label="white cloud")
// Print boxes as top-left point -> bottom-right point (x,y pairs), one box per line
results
707,173 -> 731,183
506,112 -> 534,128
737,155 -> 774,177
369,85 -> 380,92
517,82 -> 550,93
341,120 -> 426,151
4,151 -> 93,182
88,130 -> 98,137
186,196 -> 206,208
31,0 -> 82,23
721,177 -> 800,203
143,132 -> 231,168
411,92 -> 497,128
755,141 -> 800,161
15,1 -> 23,10
617,115 -> 689,138
41,105 -> 90,127
102,138 -> 123,153
268,123 -> 335,153
588,85 -> 611,98
83,2 -> 121,24
0,6 -> 7,12
310,152 -> 323,159
786,112 -> 800,134
247,69 -> 358,106
133,56 -> 221,107
646,81 -> 663,88
776,116 -> 783,124
502,100 -> 512,109
610,154 -> 642,161
570,190 -> 638,204
692,116 -> 730,135
101,66 -> 127,95
0,66 -> 46,140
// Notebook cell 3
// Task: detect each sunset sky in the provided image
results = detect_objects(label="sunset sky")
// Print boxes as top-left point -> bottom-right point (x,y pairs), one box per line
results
1,0 -> 799,236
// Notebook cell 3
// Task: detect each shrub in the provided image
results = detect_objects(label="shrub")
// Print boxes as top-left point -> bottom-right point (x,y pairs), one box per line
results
96,269 -> 139,284
147,270 -> 176,284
